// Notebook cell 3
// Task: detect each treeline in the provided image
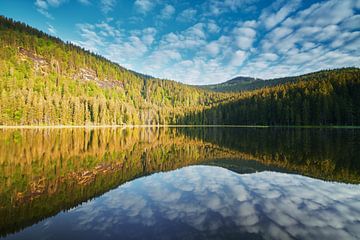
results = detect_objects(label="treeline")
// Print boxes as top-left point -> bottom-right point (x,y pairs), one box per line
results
0,16 -> 233,125
1,16 -> 359,126
199,70 -> 360,93
199,76 -> 262,92
181,68 -> 360,125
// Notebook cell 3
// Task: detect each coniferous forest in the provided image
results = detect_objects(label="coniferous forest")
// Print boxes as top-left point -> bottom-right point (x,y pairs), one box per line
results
182,69 -> 360,125
1,16 -> 359,126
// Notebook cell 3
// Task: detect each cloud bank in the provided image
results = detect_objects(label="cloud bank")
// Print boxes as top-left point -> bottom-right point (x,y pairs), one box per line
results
32,0 -> 360,84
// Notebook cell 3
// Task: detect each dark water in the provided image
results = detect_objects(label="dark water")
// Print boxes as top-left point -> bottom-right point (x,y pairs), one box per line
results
1,127 -> 360,240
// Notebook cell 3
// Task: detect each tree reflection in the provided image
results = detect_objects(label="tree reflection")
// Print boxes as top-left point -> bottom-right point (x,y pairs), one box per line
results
0,127 -> 359,237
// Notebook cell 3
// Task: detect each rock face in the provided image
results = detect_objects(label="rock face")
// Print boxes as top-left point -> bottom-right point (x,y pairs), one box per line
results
19,47 -> 124,89
74,67 -> 124,88
19,47 -> 49,74
75,68 -> 97,82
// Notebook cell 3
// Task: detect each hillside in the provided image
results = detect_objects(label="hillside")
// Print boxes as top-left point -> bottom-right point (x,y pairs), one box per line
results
0,15 -> 359,126
199,70 -> 360,93
182,68 -> 360,125
0,16 -> 234,126
198,76 -> 263,92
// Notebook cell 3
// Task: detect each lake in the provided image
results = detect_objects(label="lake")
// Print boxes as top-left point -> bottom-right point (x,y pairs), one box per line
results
1,127 -> 360,240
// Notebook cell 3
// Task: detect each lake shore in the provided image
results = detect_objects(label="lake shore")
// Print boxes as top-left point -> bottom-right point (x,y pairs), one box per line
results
0,125 -> 359,129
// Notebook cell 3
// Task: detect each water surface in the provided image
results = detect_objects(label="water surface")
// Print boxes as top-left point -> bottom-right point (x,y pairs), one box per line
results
1,127 -> 360,239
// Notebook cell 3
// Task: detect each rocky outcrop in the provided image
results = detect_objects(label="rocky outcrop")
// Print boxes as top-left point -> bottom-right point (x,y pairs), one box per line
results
73,68 -> 124,88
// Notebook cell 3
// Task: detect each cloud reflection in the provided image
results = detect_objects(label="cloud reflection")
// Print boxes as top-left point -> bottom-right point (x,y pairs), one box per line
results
31,166 -> 360,240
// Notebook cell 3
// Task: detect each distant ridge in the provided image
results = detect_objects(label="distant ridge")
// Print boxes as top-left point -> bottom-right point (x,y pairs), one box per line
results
199,68 -> 360,92
198,76 -> 262,92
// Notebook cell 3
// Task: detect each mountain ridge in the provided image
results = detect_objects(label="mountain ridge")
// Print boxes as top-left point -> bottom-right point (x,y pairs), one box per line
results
0,15 -> 359,126
0,15 -> 235,126
199,67 -> 360,92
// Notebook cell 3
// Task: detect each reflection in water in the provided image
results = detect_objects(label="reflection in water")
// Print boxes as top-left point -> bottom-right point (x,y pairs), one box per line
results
181,127 -> 360,182
5,166 -> 360,240
1,127 -> 239,236
0,127 -> 360,238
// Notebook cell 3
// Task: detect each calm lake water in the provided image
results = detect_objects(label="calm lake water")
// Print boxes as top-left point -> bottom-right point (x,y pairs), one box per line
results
1,127 -> 360,240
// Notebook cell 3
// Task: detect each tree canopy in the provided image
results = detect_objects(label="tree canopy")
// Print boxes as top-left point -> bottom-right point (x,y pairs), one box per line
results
0,16 -> 359,126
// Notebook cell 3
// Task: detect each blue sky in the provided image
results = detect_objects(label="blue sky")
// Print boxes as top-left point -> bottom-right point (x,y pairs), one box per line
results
1,0 -> 359,84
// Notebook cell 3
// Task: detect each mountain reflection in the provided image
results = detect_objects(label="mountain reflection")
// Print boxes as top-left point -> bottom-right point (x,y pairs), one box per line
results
7,166 -> 360,240
0,127 -> 359,238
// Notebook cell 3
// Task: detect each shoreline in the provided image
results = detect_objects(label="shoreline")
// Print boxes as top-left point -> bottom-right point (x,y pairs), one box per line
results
0,125 -> 359,129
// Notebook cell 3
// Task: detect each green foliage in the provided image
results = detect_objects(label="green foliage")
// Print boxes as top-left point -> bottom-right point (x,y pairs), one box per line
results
199,76 -> 262,92
0,16 -> 359,126
200,69 -> 360,93
182,68 -> 360,126
0,16 -> 231,126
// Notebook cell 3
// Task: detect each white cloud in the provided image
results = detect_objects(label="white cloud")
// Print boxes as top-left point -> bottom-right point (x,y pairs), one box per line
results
207,21 -> 220,34
242,20 -> 258,28
37,8 -> 53,19
205,41 -> 220,56
261,53 -> 279,61
315,25 -> 339,42
75,23 -> 106,53
340,14 -> 360,31
70,0 -> 359,84
114,36 -> 148,57
145,49 -> 182,71
134,0 -> 154,14
260,0 -> 301,30
176,8 -> 197,22
203,36 -> 232,63
246,0 -> 360,79
230,50 -> 247,66
136,26 -> 237,84
159,24 -> 207,50
140,28 -> 157,45
78,0 -> 90,5
159,4 -> 175,19
233,27 -> 256,50
34,0 -> 67,18
74,21 -> 160,72
205,0 -> 259,16
101,0 -> 116,14
95,22 -> 121,37
342,35 -> 360,51
47,23 -> 57,35
46,0 -> 66,7
282,0 -> 356,28
35,0 -> 48,9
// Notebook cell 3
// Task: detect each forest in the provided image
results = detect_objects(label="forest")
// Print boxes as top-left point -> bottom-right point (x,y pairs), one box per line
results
0,16 -> 359,126
0,16 -> 234,125
182,68 -> 360,125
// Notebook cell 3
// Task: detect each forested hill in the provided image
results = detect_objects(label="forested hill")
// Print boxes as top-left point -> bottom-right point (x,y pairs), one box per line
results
182,68 -> 360,125
200,69 -> 360,93
198,76 -> 262,92
0,16 -> 235,125
0,15 -> 359,126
